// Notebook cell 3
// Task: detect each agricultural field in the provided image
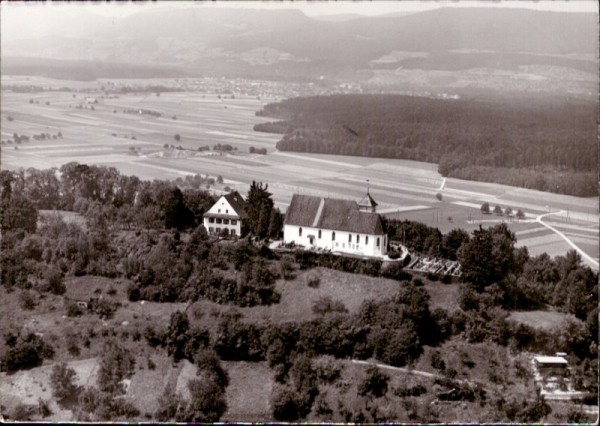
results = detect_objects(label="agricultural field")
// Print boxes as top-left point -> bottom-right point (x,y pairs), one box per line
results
1,76 -> 598,270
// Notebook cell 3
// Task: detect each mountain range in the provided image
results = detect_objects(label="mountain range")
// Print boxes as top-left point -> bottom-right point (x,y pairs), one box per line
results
2,7 -> 597,85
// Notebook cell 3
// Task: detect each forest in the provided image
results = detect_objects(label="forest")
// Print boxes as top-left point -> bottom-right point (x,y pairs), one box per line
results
255,94 -> 597,196
0,164 -> 597,422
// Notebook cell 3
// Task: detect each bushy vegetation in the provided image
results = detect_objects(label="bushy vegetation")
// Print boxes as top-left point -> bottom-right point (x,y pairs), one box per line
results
0,331 -> 55,373
0,167 -> 283,308
1,162 -> 597,422
384,218 -> 469,260
257,94 -> 596,196
75,340 -> 139,421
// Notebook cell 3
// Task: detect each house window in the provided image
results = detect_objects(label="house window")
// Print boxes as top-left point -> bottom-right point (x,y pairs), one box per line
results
226,209 -> 229,214
216,218 -> 222,224
318,230 -> 322,239
356,235 -> 360,244
209,227 -> 214,233
348,234 -> 352,243
218,209 -> 221,213
231,229 -> 236,236
231,220 -> 237,225
332,231 -> 336,241
223,219 -> 229,225
366,236 -> 369,245
209,217 -> 215,223
376,237 -> 380,247
299,227 -> 303,236
335,242 -> 339,247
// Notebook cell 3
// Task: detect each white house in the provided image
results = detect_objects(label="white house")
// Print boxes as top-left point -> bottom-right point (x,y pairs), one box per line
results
203,191 -> 247,237
283,194 -> 387,258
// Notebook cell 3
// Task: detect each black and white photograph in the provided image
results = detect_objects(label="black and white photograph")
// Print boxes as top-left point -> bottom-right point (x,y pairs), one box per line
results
0,0 -> 598,423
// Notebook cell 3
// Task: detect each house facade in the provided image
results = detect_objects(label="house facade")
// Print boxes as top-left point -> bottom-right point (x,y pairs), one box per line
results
533,356 -> 568,378
203,191 -> 247,237
283,194 -> 387,257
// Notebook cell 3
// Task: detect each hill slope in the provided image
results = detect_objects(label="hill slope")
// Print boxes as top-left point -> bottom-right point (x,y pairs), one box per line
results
2,7 -> 597,82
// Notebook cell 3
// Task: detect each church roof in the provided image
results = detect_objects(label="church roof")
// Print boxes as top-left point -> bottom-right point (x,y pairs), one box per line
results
358,192 -> 378,208
284,194 -> 384,235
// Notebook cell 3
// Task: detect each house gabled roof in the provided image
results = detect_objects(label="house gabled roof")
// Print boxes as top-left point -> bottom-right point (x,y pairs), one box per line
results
534,356 -> 568,365
204,191 -> 248,219
223,191 -> 247,219
284,194 -> 385,235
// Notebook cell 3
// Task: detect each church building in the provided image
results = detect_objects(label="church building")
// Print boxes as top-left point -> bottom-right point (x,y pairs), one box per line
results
283,191 -> 387,258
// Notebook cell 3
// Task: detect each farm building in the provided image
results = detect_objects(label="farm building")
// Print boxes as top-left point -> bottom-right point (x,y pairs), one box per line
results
283,193 -> 388,258
533,355 -> 568,377
203,191 -> 247,236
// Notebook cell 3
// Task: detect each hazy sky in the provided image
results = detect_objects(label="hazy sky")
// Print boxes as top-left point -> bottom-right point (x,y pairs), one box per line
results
1,0 -> 597,41
3,0 -> 598,19
78,1 -> 600,17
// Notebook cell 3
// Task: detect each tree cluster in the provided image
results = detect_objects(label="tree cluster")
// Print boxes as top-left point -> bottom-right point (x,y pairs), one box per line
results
75,340 -> 140,421
257,94 -> 596,196
0,331 -> 55,373
385,218 -> 470,260
245,181 -> 284,240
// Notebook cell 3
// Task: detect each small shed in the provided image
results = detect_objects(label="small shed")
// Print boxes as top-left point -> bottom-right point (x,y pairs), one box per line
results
534,356 -> 568,377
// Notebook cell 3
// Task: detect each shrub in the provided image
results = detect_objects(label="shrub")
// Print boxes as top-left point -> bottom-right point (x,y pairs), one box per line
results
67,303 -> 83,317
427,272 -> 439,281
272,385 -> 300,421
180,378 -> 227,422
127,284 -> 140,302
19,290 -> 36,310
441,274 -> 453,284
358,366 -> 389,398
394,384 -> 427,397
195,349 -> 229,388
280,259 -> 295,280
96,341 -> 136,395
430,350 -> 446,371
381,262 -> 411,281
312,296 -> 348,316
305,272 -> 320,288
387,250 -> 400,260
38,398 -> 52,417
50,363 -> 80,401
315,357 -> 342,384
155,384 -> 184,421
46,268 -> 66,295
0,332 -> 54,372
11,403 -> 36,421
147,357 -> 156,370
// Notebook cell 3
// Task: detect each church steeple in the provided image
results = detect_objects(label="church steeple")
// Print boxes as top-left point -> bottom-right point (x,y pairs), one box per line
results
358,179 -> 378,213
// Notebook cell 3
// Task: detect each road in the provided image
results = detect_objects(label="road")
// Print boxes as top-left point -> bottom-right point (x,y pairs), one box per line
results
536,211 -> 599,269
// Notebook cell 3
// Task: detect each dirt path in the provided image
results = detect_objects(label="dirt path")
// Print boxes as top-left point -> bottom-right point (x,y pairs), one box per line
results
349,359 -> 473,386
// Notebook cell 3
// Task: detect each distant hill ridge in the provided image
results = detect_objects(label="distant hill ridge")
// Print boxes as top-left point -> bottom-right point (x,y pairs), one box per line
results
2,7 -> 596,80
